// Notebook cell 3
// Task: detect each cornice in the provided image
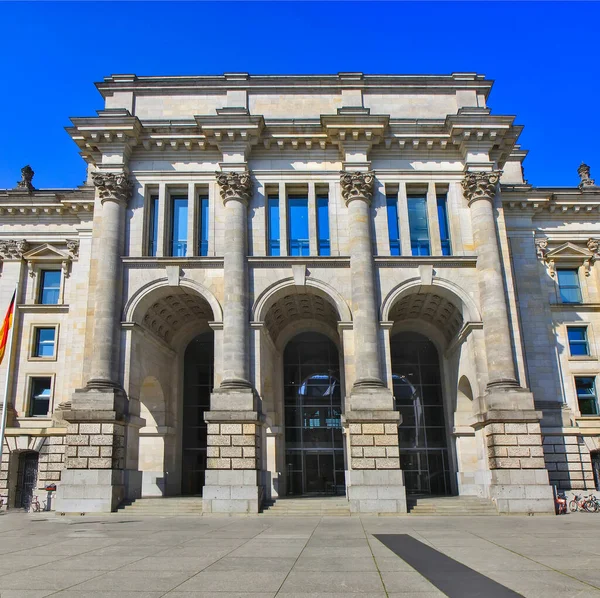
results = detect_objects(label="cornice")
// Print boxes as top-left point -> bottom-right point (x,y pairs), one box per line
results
0,188 -> 94,216
501,187 -> 600,214
122,257 -> 224,268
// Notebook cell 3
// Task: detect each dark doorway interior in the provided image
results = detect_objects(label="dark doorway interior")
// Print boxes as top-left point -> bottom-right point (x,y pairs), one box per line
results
391,331 -> 451,496
181,331 -> 213,495
15,451 -> 39,509
284,332 -> 345,496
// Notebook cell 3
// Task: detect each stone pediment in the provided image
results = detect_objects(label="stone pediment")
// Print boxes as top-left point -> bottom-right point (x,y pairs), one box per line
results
22,243 -> 70,261
535,238 -> 599,277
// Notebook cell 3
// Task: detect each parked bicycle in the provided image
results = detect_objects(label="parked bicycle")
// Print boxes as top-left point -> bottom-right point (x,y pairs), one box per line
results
28,495 -> 45,513
569,494 -> 598,513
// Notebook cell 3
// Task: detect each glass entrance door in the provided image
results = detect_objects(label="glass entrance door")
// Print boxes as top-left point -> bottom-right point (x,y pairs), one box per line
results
284,332 -> 345,496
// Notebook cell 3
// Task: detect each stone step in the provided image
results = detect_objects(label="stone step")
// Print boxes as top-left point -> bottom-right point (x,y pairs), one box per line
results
407,496 -> 498,516
261,496 -> 351,516
116,497 -> 203,515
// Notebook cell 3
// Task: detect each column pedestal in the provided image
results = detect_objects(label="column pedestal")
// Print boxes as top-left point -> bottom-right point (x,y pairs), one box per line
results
55,387 -> 128,514
475,387 -> 554,514
345,389 -> 407,514
202,389 -> 263,514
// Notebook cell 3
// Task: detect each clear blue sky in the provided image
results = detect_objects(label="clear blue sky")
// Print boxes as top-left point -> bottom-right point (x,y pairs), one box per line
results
0,1 -> 598,189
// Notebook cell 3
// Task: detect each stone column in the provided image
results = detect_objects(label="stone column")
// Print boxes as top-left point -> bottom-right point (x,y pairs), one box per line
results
462,171 -> 553,513
55,171 -> 140,514
203,171 -> 262,513
340,172 -> 406,514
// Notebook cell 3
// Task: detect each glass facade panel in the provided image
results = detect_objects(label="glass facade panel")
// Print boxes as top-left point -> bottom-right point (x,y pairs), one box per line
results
182,332 -> 213,495
284,332 -> 344,495
576,376 -> 599,415
407,196 -> 430,256
39,270 -> 60,305
568,326 -> 589,356
317,196 -> 330,256
437,195 -> 451,256
268,196 -> 280,256
148,195 -> 159,256
386,195 -> 401,256
557,269 -> 582,303
198,197 -> 209,256
171,196 -> 188,257
29,378 -> 51,417
391,331 -> 450,495
288,197 -> 309,256
34,327 -> 56,358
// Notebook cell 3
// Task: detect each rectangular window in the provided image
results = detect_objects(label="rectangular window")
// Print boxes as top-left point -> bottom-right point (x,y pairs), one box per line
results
568,326 -> 589,356
268,196 -> 280,256
198,196 -> 209,256
171,196 -> 188,257
148,195 -> 159,256
38,270 -> 61,304
407,195 -> 430,256
557,269 -> 582,303
437,195 -> 451,256
576,376 -> 599,416
29,377 -> 51,417
33,327 -> 56,358
317,196 -> 330,256
386,195 -> 401,256
288,196 -> 309,256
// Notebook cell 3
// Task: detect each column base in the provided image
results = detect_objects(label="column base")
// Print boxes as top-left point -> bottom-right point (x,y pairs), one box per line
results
474,387 -> 555,514
347,469 -> 407,513
202,470 -> 261,514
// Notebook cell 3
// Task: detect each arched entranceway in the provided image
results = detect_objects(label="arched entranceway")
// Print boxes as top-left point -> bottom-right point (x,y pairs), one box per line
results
284,332 -> 344,496
15,451 -> 38,509
391,332 -> 451,496
182,332 -> 214,495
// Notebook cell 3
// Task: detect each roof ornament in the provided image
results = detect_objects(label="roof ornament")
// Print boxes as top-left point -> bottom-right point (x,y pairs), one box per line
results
578,163 -> 596,188
16,165 -> 35,192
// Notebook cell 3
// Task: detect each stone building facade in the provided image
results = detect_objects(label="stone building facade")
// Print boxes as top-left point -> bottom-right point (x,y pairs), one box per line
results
0,72 -> 599,515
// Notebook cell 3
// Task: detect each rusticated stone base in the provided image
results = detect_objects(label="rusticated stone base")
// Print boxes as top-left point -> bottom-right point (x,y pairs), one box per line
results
344,408 -> 406,513
474,388 -> 554,514
202,394 -> 263,514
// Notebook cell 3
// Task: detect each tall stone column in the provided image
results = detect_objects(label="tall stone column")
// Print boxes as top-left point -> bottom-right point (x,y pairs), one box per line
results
55,171 -> 138,514
203,171 -> 262,514
340,172 -> 406,514
462,171 -> 553,513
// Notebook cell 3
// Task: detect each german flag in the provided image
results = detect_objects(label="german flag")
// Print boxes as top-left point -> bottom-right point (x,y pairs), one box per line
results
0,291 -> 15,365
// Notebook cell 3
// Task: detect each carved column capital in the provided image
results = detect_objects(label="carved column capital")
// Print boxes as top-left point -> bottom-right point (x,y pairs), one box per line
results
215,171 -> 252,204
0,239 -> 30,260
461,171 -> 502,206
92,171 -> 133,204
340,171 -> 375,206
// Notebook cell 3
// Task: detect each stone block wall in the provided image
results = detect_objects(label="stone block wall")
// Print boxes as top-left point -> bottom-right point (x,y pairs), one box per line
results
485,422 -> 546,469
206,422 -> 259,470
348,422 -> 400,469
37,436 -> 66,489
64,423 -> 125,470
543,434 -> 596,490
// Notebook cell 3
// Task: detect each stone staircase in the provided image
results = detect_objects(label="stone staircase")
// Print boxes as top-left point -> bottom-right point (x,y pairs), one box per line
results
116,496 -> 203,516
261,496 -> 351,516
407,495 -> 498,516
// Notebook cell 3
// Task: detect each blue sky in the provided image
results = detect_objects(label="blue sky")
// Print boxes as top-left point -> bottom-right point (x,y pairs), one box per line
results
0,1 -> 598,189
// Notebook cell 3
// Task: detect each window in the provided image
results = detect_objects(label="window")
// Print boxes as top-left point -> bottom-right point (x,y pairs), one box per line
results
148,195 -> 159,256
33,327 -> 56,358
198,196 -> 209,256
268,196 -> 280,256
317,196 -> 330,256
29,377 -> 51,417
386,195 -> 401,256
288,196 -> 309,256
38,270 -> 60,304
557,269 -> 582,303
437,195 -> 451,256
568,326 -> 589,356
407,195 -> 430,256
170,196 -> 188,257
576,376 -> 599,415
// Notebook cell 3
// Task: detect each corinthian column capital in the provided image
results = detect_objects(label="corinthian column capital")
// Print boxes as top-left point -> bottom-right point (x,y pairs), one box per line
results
461,171 -> 502,206
216,171 -> 252,204
340,171 -> 375,206
92,171 -> 133,205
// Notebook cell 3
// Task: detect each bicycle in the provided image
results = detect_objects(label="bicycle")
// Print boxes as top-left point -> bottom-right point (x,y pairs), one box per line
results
569,494 -> 597,513
585,495 -> 600,513
28,495 -> 45,513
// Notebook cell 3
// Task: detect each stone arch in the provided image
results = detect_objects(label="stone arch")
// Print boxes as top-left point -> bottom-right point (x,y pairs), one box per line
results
382,276 -> 482,324
124,277 -> 222,325
139,376 -> 166,428
252,277 -> 352,324
456,375 -> 475,422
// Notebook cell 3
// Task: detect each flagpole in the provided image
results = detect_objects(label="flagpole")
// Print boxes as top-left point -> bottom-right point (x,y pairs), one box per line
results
0,283 -> 19,465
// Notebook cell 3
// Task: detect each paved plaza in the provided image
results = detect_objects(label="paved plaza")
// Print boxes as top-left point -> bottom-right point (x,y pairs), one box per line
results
1,512 -> 600,597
